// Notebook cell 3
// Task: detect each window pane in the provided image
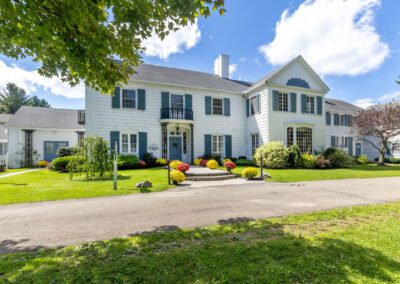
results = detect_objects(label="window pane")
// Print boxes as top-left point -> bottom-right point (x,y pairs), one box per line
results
278,93 -> 288,112
287,127 -> 293,147
212,135 -> 223,156
171,94 -> 184,109
296,127 -> 312,153
213,98 -> 223,115
251,134 -> 259,155
130,134 -> 137,152
122,89 -> 136,108
250,96 -> 259,115
121,134 -> 129,153
306,96 -> 315,114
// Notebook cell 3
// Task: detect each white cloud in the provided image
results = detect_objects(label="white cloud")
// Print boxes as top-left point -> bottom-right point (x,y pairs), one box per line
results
258,0 -> 390,76
229,64 -> 237,77
354,91 -> 400,108
0,60 -> 84,99
142,21 -> 201,60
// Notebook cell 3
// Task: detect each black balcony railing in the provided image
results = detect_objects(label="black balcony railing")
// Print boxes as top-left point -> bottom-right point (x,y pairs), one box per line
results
160,108 -> 193,120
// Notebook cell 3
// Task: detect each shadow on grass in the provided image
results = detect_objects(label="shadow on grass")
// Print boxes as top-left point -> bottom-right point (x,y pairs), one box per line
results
2,217 -> 400,283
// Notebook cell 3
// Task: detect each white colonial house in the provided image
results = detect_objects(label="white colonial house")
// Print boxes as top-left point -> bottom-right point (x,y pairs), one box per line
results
86,54 -> 352,163
6,106 -> 85,168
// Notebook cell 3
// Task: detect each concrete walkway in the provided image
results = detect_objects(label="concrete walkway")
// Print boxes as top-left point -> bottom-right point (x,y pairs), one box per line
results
1,176 -> 400,253
0,168 -> 41,179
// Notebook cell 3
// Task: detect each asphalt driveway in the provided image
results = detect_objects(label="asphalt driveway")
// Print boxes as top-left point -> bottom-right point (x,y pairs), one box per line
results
1,177 -> 400,253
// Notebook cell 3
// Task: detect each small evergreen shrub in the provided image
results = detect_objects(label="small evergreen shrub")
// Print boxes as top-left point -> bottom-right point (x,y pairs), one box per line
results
241,167 -> 258,179
171,170 -> 185,184
302,153 -> 316,169
287,145 -> 303,168
206,159 -> 219,169
254,141 -> 288,169
118,155 -> 139,170
235,159 -> 256,166
357,155 -> 369,165
52,156 -> 72,172
326,149 -> 353,168
57,147 -> 83,157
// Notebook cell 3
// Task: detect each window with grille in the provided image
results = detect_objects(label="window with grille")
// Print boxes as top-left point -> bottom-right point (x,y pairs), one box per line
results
212,98 -> 223,115
121,134 -> 137,153
250,95 -> 260,115
306,96 -> 315,114
251,134 -> 259,155
278,92 -> 289,112
122,89 -> 136,108
287,127 -> 294,147
171,94 -> 184,109
296,127 -> 312,153
212,135 -> 224,156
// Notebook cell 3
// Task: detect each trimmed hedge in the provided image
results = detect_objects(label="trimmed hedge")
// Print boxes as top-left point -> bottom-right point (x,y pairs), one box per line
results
52,156 -> 72,172
236,158 -> 256,167
57,147 -> 83,158
118,155 -> 139,170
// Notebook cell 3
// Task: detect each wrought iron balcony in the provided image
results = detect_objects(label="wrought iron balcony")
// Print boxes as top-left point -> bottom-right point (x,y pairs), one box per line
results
160,108 -> 193,120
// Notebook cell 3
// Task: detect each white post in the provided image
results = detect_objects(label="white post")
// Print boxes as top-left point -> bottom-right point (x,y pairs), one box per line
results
113,141 -> 118,190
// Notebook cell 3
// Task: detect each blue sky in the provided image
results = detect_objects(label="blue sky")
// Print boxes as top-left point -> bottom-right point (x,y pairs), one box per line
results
0,0 -> 399,109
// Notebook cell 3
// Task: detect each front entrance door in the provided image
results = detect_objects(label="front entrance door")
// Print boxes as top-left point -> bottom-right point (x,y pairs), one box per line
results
169,136 -> 182,161
356,143 -> 362,156
44,141 -> 69,162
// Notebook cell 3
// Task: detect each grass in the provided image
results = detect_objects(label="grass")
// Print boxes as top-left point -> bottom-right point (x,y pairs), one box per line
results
1,202 -> 400,282
0,168 -> 171,205
0,168 -> 31,176
228,164 -> 400,182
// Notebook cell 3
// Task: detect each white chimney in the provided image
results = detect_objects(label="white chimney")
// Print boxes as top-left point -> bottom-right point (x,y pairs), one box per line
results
214,54 -> 230,79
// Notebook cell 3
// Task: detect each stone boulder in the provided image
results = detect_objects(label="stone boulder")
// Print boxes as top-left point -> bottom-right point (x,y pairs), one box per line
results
136,181 -> 153,188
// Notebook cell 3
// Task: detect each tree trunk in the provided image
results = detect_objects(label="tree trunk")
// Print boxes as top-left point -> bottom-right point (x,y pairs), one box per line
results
378,152 -> 385,166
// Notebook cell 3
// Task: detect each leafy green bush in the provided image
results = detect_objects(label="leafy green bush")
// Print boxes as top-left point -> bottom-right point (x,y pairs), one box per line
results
142,152 -> 157,167
235,159 -> 256,166
118,155 -> 139,170
52,156 -> 72,172
357,155 -> 369,165
57,147 -> 83,157
287,145 -> 303,168
66,156 -> 87,179
326,149 -> 353,168
254,141 -> 288,169
302,153 -> 316,169
323,148 -> 337,158
374,157 -> 400,164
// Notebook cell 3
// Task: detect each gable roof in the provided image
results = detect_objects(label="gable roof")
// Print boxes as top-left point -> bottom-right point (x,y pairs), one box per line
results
245,55 -> 329,93
130,63 -> 252,93
0,114 -> 13,124
0,114 -> 13,141
6,106 -> 84,130
325,98 -> 362,114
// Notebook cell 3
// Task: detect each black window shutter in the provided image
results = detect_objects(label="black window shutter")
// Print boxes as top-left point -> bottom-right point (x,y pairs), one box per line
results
110,131 -> 120,153
185,94 -> 192,110
204,134 -> 212,155
223,98 -> 230,116
137,89 -> 146,110
138,132 -> 147,159
326,112 -> 331,125
225,135 -> 232,158
317,96 -> 323,115
161,92 -> 169,109
290,93 -> 297,113
205,96 -> 212,115
272,91 -> 279,111
301,94 -> 307,113
112,87 -> 120,108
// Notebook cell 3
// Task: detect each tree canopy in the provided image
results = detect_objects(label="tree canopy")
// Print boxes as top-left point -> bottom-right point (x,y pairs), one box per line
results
0,82 -> 51,114
352,102 -> 400,165
0,0 -> 225,94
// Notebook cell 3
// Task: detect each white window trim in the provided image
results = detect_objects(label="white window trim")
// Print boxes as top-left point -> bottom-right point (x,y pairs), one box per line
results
212,97 -> 224,116
277,91 -> 290,113
251,133 -> 260,155
121,88 -> 137,109
306,95 -> 315,114
212,135 -> 224,156
170,94 -> 185,109
120,133 -> 138,154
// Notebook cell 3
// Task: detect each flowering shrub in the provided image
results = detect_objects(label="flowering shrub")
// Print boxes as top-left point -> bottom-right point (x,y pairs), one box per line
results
315,156 -> 331,169
206,159 -> 219,169
138,160 -> 147,168
194,158 -> 202,166
224,161 -> 236,171
156,158 -> 167,166
37,160 -> 49,168
302,153 -> 316,169
171,170 -> 185,184
254,141 -> 288,169
177,163 -> 190,173
200,159 -> 208,167
170,160 -> 182,169
241,167 -> 258,179
357,155 -> 369,165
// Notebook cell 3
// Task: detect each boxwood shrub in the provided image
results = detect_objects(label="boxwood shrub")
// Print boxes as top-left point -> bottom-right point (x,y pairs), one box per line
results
52,156 -> 73,172
118,155 -> 139,170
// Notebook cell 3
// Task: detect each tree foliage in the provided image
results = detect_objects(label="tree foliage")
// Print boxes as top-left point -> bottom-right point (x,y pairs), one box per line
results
0,0 -> 225,94
0,82 -> 51,114
352,103 -> 400,165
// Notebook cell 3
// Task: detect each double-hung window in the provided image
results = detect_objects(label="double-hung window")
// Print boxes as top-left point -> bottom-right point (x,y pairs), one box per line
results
122,89 -> 136,109
251,134 -> 259,155
212,135 -> 224,156
250,95 -> 260,115
213,98 -> 223,115
306,96 -> 315,114
171,94 -> 184,109
121,134 -> 137,154
278,92 -> 289,112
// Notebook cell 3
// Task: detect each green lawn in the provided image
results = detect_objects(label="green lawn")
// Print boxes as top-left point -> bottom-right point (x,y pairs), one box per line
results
1,202 -> 400,283
0,168 -> 171,205
229,164 -> 400,182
